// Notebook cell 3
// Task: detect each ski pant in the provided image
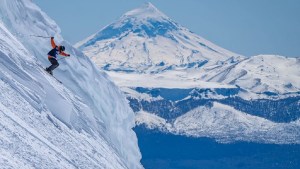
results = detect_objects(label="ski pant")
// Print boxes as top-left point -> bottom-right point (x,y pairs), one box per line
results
47,58 -> 59,71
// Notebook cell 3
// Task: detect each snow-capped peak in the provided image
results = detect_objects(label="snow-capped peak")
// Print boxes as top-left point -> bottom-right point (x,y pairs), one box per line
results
76,3 -> 240,73
123,2 -> 167,21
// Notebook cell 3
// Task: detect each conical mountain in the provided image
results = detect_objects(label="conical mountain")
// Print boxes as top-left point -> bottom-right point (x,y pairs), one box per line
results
76,2 -> 242,72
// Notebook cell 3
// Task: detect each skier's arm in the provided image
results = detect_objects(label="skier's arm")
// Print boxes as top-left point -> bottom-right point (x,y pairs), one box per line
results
59,51 -> 70,57
51,37 -> 57,48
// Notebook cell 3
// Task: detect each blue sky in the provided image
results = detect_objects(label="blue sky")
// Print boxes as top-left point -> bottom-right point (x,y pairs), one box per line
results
34,0 -> 300,57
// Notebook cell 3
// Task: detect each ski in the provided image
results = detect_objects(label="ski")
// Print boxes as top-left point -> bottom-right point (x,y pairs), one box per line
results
44,68 -> 62,84
52,76 -> 62,84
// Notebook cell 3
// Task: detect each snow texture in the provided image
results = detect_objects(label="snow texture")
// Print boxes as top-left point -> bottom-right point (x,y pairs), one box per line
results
0,0 -> 143,168
136,102 -> 300,144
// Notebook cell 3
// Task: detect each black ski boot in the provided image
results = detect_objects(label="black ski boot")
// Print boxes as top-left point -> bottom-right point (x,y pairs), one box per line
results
45,68 -> 53,75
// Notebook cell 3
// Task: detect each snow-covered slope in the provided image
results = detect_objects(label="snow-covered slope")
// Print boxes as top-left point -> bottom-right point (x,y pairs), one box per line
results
136,102 -> 300,144
202,55 -> 300,94
76,2 -> 241,72
105,54 -> 300,96
0,0 -> 142,168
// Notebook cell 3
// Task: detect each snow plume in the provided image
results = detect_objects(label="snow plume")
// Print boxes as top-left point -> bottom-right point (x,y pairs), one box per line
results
0,0 -> 143,168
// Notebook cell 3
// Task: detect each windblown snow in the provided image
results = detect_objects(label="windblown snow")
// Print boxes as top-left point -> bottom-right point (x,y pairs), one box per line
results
0,0 -> 143,168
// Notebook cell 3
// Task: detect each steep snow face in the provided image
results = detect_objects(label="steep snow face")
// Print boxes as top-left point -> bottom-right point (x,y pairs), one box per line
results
76,3 -> 241,72
0,0 -> 142,168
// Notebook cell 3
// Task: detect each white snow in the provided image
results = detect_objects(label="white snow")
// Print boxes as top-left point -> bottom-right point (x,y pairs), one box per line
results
0,0 -> 143,168
202,55 -> 300,94
122,2 -> 168,24
76,3 -> 240,72
136,103 -> 300,144
135,111 -> 171,131
120,87 -> 163,101
107,71 -> 235,89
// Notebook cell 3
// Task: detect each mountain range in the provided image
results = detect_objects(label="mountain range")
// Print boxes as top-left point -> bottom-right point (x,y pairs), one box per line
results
77,2 -> 300,144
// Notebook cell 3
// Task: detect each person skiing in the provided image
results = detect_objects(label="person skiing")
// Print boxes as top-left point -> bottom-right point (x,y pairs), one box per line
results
45,37 -> 70,75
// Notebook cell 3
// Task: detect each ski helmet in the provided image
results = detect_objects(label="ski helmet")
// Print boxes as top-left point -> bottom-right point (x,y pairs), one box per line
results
60,46 -> 65,51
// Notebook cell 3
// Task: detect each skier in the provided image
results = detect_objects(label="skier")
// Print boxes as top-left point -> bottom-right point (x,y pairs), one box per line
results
45,37 -> 70,75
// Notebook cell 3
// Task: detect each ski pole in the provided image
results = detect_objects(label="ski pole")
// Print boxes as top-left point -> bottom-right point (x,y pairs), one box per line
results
57,57 -> 69,61
29,35 -> 52,38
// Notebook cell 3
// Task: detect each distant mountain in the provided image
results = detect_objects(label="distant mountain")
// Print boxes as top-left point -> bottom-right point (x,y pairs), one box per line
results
77,2 -> 300,144
76,2 -> 242,72
76,2 -> 299,95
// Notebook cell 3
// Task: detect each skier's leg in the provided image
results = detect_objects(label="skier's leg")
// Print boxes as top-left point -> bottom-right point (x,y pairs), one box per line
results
48,58 -> 59,71
46,58 -> 59,75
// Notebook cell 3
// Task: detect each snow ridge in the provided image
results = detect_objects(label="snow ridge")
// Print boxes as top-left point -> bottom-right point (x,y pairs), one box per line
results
0,0 -> 143,168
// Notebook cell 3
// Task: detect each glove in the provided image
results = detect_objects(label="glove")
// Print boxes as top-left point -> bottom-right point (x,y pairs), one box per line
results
67,54 -> 70,57
51,37 -> 54,39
